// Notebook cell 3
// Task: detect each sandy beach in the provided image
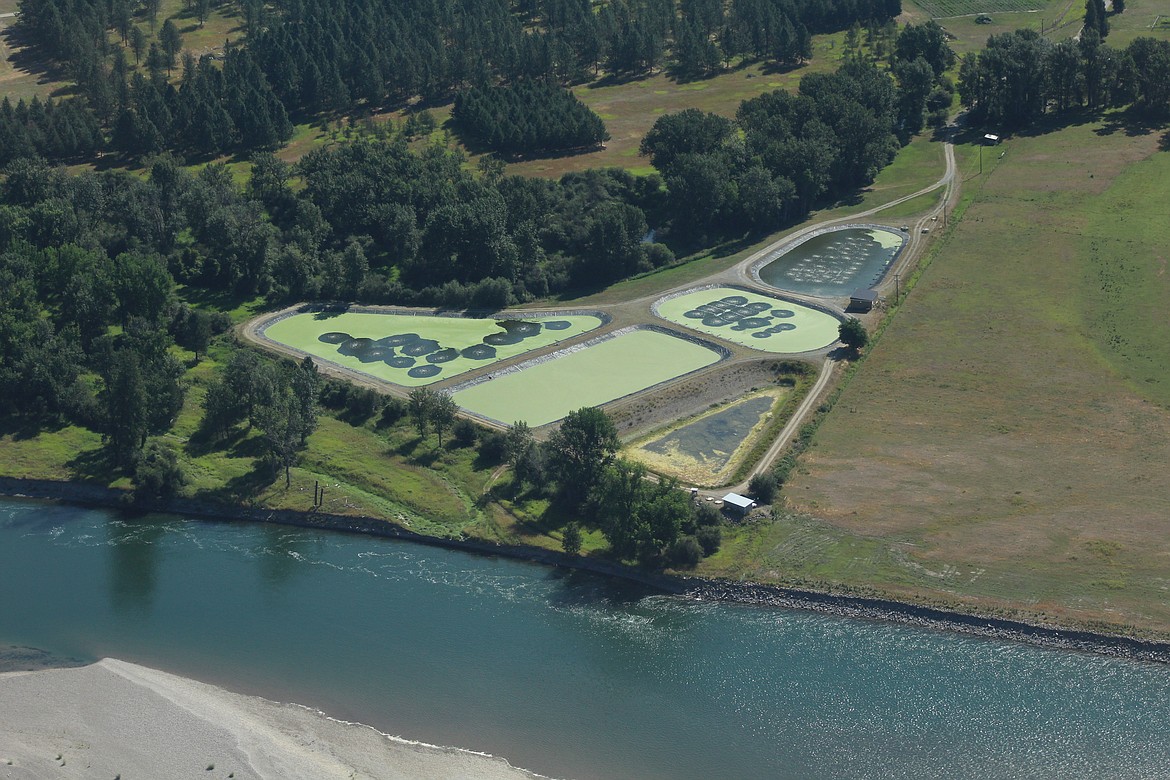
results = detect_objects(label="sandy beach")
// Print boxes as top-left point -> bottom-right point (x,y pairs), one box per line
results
0,658 -> 548,780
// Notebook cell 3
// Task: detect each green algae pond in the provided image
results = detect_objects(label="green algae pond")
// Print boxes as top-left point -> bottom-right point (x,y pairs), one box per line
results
654,287 -> 841,353
261,309 -> 604,387
451,327 -> 724,426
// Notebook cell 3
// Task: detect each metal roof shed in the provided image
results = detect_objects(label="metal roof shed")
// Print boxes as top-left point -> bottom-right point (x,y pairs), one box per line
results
848,288 -> 879,313
722,493 -> 756,515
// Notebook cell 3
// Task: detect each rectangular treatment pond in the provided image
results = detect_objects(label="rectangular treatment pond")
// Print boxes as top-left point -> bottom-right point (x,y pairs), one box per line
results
654,287 -> 841,353
627,389 -> 787,486
451,327 -> 724,427
260,309 -> 604,387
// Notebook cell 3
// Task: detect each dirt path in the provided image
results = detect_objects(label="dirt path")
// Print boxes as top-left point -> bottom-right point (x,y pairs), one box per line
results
699,137 -> 958,498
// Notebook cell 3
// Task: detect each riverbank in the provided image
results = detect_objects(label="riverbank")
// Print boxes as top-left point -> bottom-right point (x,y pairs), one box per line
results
3,476 -> 1169,665
0,658 -> 547,780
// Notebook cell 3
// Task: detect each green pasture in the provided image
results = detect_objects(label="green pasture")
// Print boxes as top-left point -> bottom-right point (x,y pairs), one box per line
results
263,311 -> 603,388
452,328 -> 723,427
655,287 -> 841,353
769,119 -> 1170,634
914,0 -> 1046,17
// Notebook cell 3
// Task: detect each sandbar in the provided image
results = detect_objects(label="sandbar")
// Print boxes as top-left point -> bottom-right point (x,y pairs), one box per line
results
0,658 -> 547,780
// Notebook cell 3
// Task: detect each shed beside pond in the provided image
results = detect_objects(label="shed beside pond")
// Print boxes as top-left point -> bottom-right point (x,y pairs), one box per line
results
722,493 -> 756,517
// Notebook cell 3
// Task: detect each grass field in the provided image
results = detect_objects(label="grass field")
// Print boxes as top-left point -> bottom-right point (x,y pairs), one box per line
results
905,0 -> 1170,59
502,38 -> 856,179
0,0 -> 242,103
626,389 -> 787,485
914,0 -> 1047,17
1097,0 -> 1170,46
263,310 -> 603,388
0,0 -> 72,103
655,287 -> 842,353
708,116 -> 1170,635
452,328 -> 724,427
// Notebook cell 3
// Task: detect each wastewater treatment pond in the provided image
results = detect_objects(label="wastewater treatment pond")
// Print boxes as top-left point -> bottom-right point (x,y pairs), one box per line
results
261,309 -> 604,387
754,227 -> 905,298
654,287 -> 841,353
451,327 -> 724,427
627,390 -> 784,485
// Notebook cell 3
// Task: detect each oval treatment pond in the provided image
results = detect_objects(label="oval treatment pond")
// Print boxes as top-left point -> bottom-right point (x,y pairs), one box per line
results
654,287 -> 841,353
452,328 -> 723,427
261,310 -> 604,387
755,226 -> 905,298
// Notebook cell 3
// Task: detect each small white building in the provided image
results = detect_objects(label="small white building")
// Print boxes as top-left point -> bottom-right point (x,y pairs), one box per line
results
983,133 -> 1001,145
721,493 -> 756,517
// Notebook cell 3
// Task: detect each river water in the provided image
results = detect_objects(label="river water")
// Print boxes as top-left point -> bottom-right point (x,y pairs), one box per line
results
2,497 -> 1169,780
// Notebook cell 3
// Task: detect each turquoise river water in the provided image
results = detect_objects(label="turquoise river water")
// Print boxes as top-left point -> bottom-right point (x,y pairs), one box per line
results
2,497 -> 1169,780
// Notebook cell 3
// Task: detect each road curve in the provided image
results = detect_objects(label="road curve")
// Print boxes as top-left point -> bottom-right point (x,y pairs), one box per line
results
707,138 -> 958,499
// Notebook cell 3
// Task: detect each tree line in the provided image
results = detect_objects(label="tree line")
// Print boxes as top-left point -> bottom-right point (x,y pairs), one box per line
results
0,48 -> 938,324
13,0 -> 901,164
452,81 -> 609,155
959,30 -> 1170,127
494,408 -> 724,568
0,96 -> 104,167
639,23 -> 954,244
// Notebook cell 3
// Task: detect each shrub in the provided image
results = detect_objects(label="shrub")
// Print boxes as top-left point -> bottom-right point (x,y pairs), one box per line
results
377,398 -> 405,428
319,378 -> 351,410
695,501 -> 722,527
477,429 -> 508,463
133,440 -> 184,500
452,418 -> 479,447
345,387 -> 381,421
562,521 -> 582,555
668,536 -> 703,568
838,317 -> 869,354
696,525 -> 722,556
749,472 -> 778,504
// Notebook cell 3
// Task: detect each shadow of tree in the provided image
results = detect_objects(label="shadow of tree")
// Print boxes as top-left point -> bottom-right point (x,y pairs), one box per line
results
186,423 -> 247,458
195,460 -> 275,503
0,414 -> 68,442
1094,108 -> 1168,139
66,446 -> 122,485
0,23 -> 72,93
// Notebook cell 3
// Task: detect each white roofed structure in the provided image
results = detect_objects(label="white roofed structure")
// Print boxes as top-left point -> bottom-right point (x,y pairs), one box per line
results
722,493 -> 756,516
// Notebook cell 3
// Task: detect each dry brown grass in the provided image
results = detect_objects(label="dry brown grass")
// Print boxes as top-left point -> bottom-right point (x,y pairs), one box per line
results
767,117 -> 1170,634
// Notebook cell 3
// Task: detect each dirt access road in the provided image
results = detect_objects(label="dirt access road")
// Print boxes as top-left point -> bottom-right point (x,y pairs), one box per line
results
702,138 -> 959,498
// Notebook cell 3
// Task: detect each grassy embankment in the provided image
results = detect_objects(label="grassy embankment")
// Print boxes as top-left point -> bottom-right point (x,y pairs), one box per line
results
703,115 -> 1170,637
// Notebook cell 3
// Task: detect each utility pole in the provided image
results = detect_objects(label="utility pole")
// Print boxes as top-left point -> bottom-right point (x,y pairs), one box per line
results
895,272 -> 900,304
979,144 -> 983,175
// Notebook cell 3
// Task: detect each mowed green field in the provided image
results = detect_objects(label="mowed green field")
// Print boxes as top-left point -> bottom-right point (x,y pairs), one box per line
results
655,287 -> 842,353
452,328 -> 723,427
715,119 -> 1170,635
905,0 -> 1170,58
263,311 -> 603,387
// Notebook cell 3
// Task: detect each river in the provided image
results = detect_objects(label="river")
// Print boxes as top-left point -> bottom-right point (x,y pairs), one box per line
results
2,497 -> 1169,780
